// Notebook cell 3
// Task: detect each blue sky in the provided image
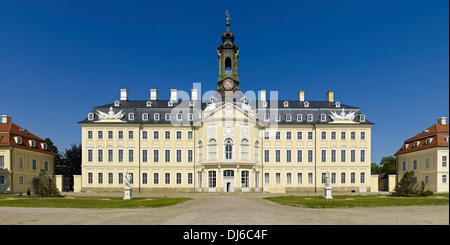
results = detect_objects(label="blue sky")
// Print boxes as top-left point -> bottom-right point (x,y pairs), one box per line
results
0,0 -> 448,164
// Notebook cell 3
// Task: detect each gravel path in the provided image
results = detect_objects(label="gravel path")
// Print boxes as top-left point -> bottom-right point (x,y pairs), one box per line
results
0,194 -> 448,225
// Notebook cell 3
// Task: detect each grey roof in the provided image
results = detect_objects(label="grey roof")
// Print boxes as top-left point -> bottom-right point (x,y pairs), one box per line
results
78,99 -> 373,125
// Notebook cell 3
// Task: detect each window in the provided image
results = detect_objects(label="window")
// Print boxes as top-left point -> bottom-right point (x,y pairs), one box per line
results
128,113 -> 135,120
350,150 -> 356,162
176,131 -> 182,139
287,173 -> 292,184
88,173 -> 93,184
286,114 -> 291,121
321,150 -> 326,162
153,149 -> 159,162
360,132 -> 366,140
331,131 -> 336,140
165,131 -> 171,139
88,113 -> 94,120
308,150 -> 313,162
297,173 -> 302,184
360,172 -> 365,183
297,150 -> 302,162
142,149 -> 148,162
307,131 -> 313,140
320,114 -> 326,122
264,114 -> 269,121
118,131 -> 123,139
108,173 -> 114,184
165,150 -> 170,162
0,155 -> 4,168
154,113 -> 160,121
402,161 -> 406,171
165,113 -> 171,121
142,131 -> 148,139
176,173 -> 182,184
308,173 -> 313,184
351,172 -> 355,183
443,156 -> 448,167
225,138 -> 233,160
88,131 -> 93,139
341,173 -> 346,184
208,139 -> 217,160
177,113 -> 182,121
254,141 -> 260,161
98,131 -> 103,139
283,101 -> 289,107
128,131 -> 133,139
114,100 -> 120,106
341,131 -> 346,140
128,149 -> 134,162
198,141 -> 203,162
307,114 -> 313,122
153,131 -> 159,139
424,157 -> 430,168
414,141 -> 420,148
241,171 -> 249,188
264,131 -> 270,139
351,132 -> 356,140
142,113 -> 148,121
188,149 -> 193,162
331,173 -> 336,184
286,150 -> 291,162
275,150 -> 281,162
241,139 -> 249,160
264,150 -> 270,162
331,150 -> 336,162
296,114 -> 302,122
443,175 -> 448,184
118,173 -> 123,184
341,150 -> 346,162
360,114 -> 365,122
98,149 -> 103,162
360,149 -> 366,162
208,171 -> 216,188
88,149 -> 93,162
188,173 -> 193,184
275,131 -> 281,140
413,160 -> 418,170
188,113 -> 193,121
187,131 -> 193,140
31,159 -> 37,170
321,131 -> 326,140
165,173 -> 170,184
118,149 -> 123,162
176,149 -> 182,162
153,173 -> 159,184
275,114 -> 281,122
19,176 -> 24,185
321,173 -> 327,184
142,173 -> 147,184
304,101 -> 309,107
98,173 -> 103,184
286,131 -> 292,140
108,149 -> 113,162
276,173 -> 281,184
265,173 -> 270,184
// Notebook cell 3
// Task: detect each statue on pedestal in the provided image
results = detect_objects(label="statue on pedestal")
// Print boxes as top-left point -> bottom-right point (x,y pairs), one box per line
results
123,172 -> 133,200
324,172 -> 333,199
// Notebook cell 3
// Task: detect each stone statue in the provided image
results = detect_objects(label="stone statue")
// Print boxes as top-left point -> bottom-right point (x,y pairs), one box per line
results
124,172 -> 132,188
324,171 -> 333,199
123,172 -> 133,200
97,107 -> 124,120
330,108 -> 356,121
325,172 -> 331,187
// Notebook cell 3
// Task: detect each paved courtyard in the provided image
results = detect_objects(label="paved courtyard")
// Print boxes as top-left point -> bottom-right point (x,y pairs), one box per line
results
0,193 -> 448,225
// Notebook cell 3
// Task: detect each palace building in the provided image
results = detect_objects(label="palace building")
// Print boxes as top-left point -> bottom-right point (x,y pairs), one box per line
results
77,18 -> 376,193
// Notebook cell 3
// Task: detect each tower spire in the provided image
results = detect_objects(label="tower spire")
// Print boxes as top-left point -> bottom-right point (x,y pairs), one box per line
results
217,12 -> 240,92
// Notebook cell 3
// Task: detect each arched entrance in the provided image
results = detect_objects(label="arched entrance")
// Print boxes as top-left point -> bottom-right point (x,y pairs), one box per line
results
223,170 -> 235,192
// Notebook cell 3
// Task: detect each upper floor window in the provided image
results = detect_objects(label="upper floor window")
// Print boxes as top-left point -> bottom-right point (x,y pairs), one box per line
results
142,113 -> 149,121
240,139 -> 249,160
128,113 -> 135,120
296,114 -> 302,122
208,139 -> 217,160
225,138 -> 233,160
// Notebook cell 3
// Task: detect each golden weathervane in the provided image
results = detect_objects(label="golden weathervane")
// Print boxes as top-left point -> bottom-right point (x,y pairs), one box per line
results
225,10 -> 231,20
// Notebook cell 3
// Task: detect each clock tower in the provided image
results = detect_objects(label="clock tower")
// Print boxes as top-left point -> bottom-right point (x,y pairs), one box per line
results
217,17 -> 240,92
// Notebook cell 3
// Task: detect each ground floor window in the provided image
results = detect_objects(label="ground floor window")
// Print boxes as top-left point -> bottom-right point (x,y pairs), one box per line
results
208,171 -> 216,188
241,170 -> 249,188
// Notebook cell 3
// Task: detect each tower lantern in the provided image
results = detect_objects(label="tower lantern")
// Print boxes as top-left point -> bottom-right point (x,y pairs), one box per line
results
217,15 -> 240,92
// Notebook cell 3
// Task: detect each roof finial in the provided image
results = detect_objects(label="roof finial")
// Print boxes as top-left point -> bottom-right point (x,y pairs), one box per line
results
225,10 -> 231,31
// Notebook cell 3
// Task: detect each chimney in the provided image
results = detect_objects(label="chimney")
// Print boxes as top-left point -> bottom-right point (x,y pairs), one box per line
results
191,89 -> 198,101
120,89 -> 129,101
170,89 -> 178,101
259,90 -> 266,101
1,115 -> 12,124
299,90 -> 305,102
438,117 -> 447,125
150,89 -> 158,101
326,91 -> 334,102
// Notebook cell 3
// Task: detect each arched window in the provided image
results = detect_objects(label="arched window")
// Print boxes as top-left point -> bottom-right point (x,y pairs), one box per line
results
254,141 -> 260,161
240,139 -> 249,160
224,138 -> 233,160
208,139 -> 217,160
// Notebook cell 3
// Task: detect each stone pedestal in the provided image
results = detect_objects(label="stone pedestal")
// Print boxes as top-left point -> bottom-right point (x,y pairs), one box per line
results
324,186 -> 333,199
124,186 -> 133,200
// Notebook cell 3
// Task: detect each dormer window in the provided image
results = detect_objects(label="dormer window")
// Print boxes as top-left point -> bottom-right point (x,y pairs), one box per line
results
190,101 -> 195,107
146,101 -> 152,107
177,113 -> 182,121
114,100 -> 121,107
414,141 -> 420,148
283,101 -> 289,107
142,113 -> 149,121
403,144 -> 409,150
29,140 -> 36,148
264,114 -> 269,121
88,113 -> 94,121
296,114 -> 302,122
168,101 -> 174,107
304,101 -> 309,107
262,101 -> 268,107
165,113 -> 171,121
286,114 -> 292,122
275,114 -> 281,122
14,136 -> 22,144
19,128 -> 29,135
128,113 -> 135,120
360,114 -> 366,122
154,113 -> 160,121
320,114 -> 326,122
421,130 -> 429,135
425,138 -> 433,145
445,136 -> 449,143
41,143 -> 48,150
188,113 -> 193,121
307,114 -> 313,122
334,102 -> 341,108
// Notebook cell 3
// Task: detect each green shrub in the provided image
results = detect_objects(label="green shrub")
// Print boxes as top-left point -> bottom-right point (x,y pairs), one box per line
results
32,170 -> 62,197
392,171 -> 433,197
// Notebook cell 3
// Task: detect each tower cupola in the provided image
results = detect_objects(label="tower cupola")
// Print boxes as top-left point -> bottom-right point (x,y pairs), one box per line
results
217,14 -> 240,92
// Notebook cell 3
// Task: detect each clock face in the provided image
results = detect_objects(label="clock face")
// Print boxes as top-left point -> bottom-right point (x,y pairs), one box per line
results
223,79 -> 234,90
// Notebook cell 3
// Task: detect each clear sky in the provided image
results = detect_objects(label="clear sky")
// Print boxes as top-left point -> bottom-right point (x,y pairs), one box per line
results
0,0 -> 448,164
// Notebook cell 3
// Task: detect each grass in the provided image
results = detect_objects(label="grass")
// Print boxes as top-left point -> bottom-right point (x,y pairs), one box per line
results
0,194 -> 191,208
264,193 -> 449,208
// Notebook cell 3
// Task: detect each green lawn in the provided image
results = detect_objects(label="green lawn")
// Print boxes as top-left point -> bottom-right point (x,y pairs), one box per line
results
0,195 -> 191,208
264,193 -> 449,208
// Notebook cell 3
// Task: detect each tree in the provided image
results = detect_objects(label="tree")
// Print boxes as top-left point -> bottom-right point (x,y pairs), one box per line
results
371,156 -> 396,174
32,170 -> 61,197
61,143 -> 82,177
392,171 -> 433,197
44,137 -> 63,174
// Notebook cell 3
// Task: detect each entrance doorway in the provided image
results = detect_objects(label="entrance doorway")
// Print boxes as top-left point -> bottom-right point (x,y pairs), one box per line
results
223,170 -> 235,192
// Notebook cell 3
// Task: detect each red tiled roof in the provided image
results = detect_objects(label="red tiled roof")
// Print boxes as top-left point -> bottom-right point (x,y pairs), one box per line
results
0,122 -> 56,156
395,123 -> 449,156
